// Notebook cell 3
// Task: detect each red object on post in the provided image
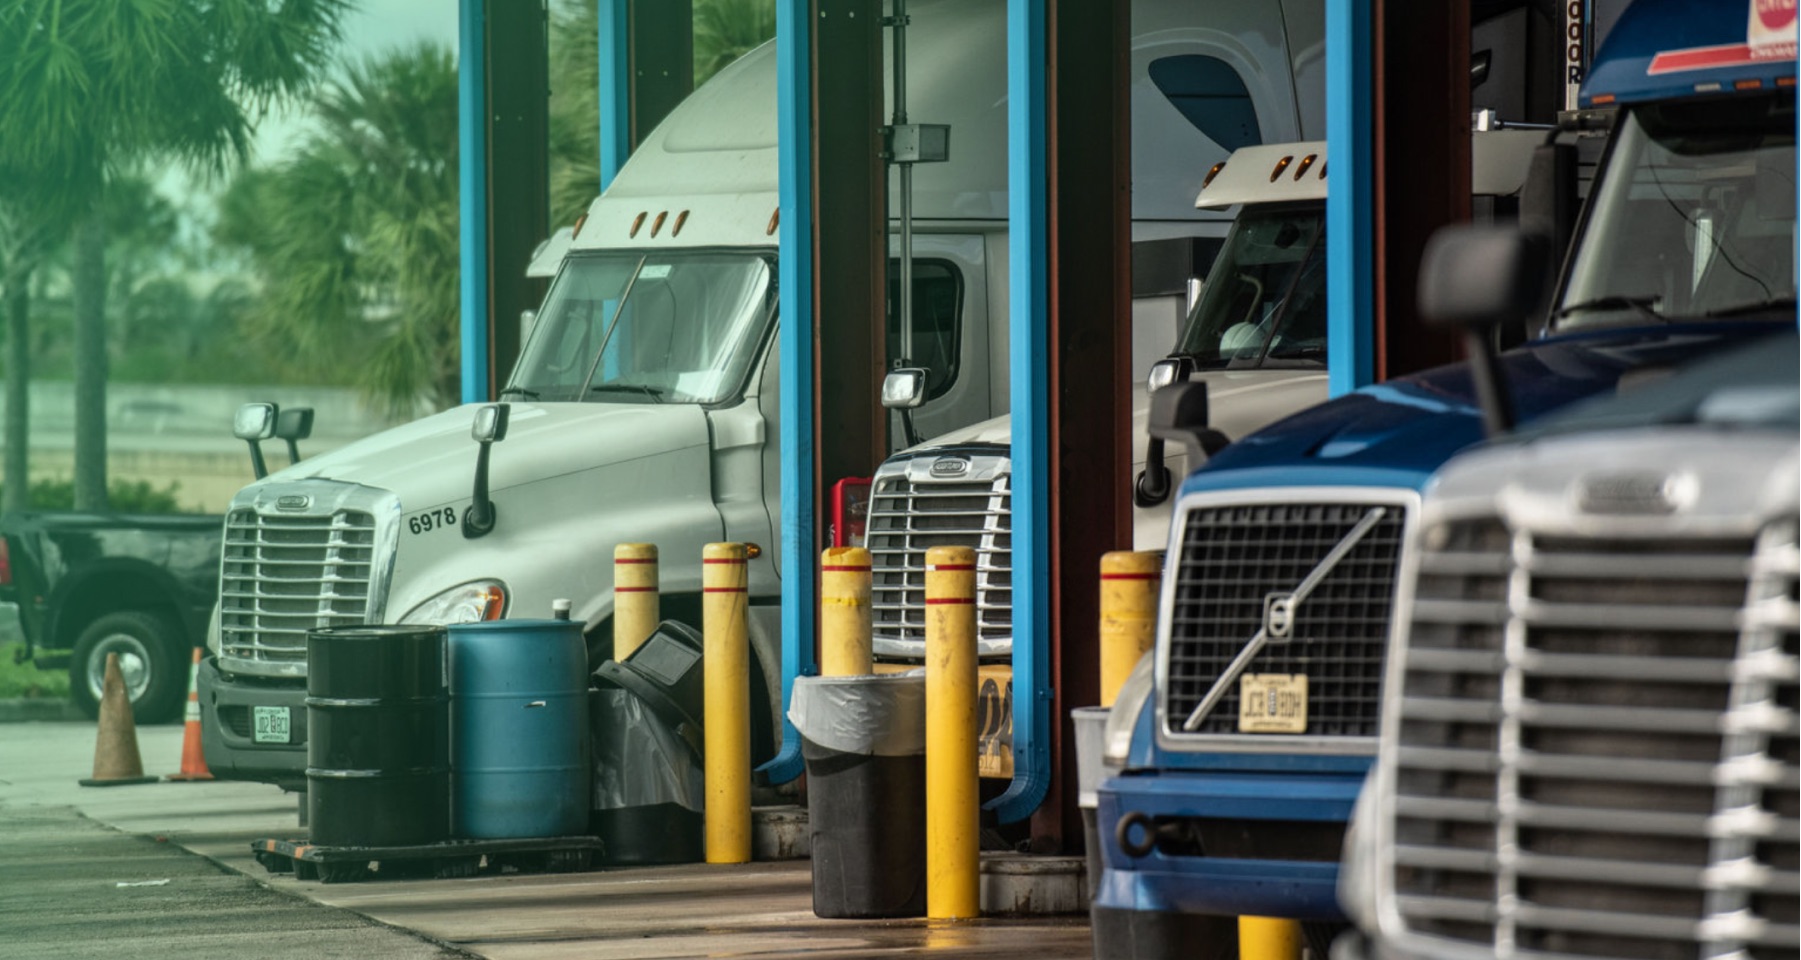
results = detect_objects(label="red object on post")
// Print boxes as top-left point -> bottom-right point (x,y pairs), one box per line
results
829,477 -> 873,548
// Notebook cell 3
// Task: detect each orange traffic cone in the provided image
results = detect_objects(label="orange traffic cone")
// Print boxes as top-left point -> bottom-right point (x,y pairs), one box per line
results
166,647 -> 213,782
79,652 -> 159,787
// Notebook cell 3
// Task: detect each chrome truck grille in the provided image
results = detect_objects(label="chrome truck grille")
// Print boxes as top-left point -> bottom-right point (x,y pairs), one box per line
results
1161,494 -> 1409,742
867,452 -> 1012,658
1388,512 -> 1801,960
218,482 -> 398,675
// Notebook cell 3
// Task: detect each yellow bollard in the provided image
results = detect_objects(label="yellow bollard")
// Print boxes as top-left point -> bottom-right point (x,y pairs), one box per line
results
1240,916 -> 1303,960
1099,551 -> 1161,707
703,542 -> 751,864
925,545 -> 980,919
614,543 -> 660,661
819,547 -> 874,677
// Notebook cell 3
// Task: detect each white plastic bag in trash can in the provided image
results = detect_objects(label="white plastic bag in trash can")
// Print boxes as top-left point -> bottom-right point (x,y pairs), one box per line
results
788,673 -> 926,756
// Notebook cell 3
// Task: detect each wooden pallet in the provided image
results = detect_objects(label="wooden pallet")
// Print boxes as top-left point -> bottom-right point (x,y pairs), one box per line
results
251,835 -> 603,883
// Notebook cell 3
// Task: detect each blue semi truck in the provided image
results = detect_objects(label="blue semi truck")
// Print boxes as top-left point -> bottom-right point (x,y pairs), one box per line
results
1090,1 -> 1797,956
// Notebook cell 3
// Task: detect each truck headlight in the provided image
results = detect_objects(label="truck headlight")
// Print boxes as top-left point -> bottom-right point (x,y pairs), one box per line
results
399,580 -> 507,624
1102,652 -> 1155,768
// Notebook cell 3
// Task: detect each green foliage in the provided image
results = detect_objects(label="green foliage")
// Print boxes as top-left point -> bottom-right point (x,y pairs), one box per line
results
547,0 -> 776,228
0,476 -> 190,513
215,43 -> 461,418
694,0 -> 776,85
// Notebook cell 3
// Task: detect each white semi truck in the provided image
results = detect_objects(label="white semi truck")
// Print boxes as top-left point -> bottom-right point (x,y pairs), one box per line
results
199,0 -> 1327,789
862,128 -> 1542,776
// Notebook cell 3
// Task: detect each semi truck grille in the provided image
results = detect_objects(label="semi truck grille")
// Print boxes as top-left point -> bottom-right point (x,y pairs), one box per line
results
1390,515 -> 1801,960
1163,499 -> 1407,738
220,507 -> 378,665
867,464 -> 1012,652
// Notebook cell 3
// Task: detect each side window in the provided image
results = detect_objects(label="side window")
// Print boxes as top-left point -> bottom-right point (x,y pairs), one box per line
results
887,259 -> 963,401
1149,55 -> 1261,152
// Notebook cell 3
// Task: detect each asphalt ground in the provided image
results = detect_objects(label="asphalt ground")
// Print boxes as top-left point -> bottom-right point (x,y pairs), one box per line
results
0,803 -> 470,960
0,721 -> 1096,958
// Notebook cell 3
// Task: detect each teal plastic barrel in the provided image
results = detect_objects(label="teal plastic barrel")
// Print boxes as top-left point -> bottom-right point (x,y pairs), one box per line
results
448,619 -> 590,839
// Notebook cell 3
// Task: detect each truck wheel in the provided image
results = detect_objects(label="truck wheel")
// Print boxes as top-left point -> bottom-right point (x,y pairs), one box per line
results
69,611 -> 187,724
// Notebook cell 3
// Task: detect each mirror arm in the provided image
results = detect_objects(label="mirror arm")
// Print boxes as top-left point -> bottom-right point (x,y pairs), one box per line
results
1464,330 -> 1516,436
463,441 -> 498,539
244,441 -> 268,481
1134,439 -> 1172,508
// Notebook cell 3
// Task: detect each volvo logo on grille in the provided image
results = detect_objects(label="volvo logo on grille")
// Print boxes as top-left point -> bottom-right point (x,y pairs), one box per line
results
930,457 -> 970,478
1578,472 -> 1680,515
1264,593 -> 1297,640
275,495 -> 311,512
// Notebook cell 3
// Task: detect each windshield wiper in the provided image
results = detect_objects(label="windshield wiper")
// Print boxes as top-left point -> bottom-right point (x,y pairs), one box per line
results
590,383 -> 665,403
1553,294 -> 1667,323
498,386 -> 539,399
1696,296 -> 1798,320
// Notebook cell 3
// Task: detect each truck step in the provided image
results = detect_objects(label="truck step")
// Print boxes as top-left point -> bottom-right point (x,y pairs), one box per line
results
250,835 -> 603,883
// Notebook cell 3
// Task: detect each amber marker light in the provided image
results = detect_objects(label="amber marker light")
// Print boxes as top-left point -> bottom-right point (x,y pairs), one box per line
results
651,211 -> 668,237
629,212 -> 647,237
1201,161 -> 1227,189
673,210 -> 689,236
1269,155 -> 1293,182
1292,154 -> 1317,180
571,213 -> 589,239
766,208 -> 779,236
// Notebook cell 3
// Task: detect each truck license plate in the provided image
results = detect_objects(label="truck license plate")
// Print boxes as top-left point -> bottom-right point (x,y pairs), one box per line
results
1238,674 -> 1307,733
252,706 -> 292,744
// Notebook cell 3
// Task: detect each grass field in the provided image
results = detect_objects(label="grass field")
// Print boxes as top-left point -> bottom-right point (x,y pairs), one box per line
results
0,642 -> 71,700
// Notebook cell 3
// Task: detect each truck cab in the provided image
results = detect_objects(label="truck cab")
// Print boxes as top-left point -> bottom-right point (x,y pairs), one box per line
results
863,128 -> 1542,777
1093,0 -> 1796,955
199,0 -> 1320,791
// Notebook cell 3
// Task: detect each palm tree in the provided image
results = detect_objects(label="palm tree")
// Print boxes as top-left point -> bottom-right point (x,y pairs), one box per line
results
695,0 -> 776,85
217,43 -> 462,418
0,0 -> 348,510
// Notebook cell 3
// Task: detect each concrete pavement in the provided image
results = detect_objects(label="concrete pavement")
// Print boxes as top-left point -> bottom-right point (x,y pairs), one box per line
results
0,721 -> 1096,958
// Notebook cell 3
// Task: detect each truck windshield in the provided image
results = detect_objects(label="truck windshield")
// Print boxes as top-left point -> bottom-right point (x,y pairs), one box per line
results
506,251 -> 775,404
1174,207 -> 1326,368
1556,93 -> 1796,329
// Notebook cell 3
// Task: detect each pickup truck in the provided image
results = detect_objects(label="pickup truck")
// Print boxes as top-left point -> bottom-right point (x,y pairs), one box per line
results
1,511 -> 222,722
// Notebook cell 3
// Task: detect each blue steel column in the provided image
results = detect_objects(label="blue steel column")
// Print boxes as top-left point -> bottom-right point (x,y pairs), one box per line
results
458,0 -> 489,405
990,0 -> 1049,824
597,0 -> 631,190
757,0 -> 815,786
1326,0 -> 1375,398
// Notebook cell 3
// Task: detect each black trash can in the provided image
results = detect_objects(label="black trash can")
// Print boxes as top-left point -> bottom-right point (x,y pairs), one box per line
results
588,620 -> 706,865
306,624 -> 450,847
791,672 -> 927,919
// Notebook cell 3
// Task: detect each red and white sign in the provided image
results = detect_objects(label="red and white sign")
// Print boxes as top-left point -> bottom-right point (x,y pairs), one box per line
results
1749,0 -> 1799,60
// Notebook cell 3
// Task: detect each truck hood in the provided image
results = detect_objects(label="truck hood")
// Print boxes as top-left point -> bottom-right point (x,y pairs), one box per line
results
1184,321 -> 1792,496
251,402 -> 711,512
891,368 -> 1329,461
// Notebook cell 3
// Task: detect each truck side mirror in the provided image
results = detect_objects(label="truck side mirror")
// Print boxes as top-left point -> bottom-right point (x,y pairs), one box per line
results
233,402 -> 278,480
1418,225 -> 1551,437
882,368 -> 929,449
464,403 -> 510,538
1147,382 -> 1231,477
1145,356 -> 1194,397
275,407 -> 314,465
1135,356 -> 1198,507
881,369 -> 928,410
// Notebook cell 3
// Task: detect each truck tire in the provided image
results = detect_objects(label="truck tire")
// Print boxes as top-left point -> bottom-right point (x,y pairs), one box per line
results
69,611 -> 187,724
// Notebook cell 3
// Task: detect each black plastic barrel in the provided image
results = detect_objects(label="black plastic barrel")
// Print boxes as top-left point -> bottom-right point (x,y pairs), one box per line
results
792,673 -> 927,919
306,625 -> 450,847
